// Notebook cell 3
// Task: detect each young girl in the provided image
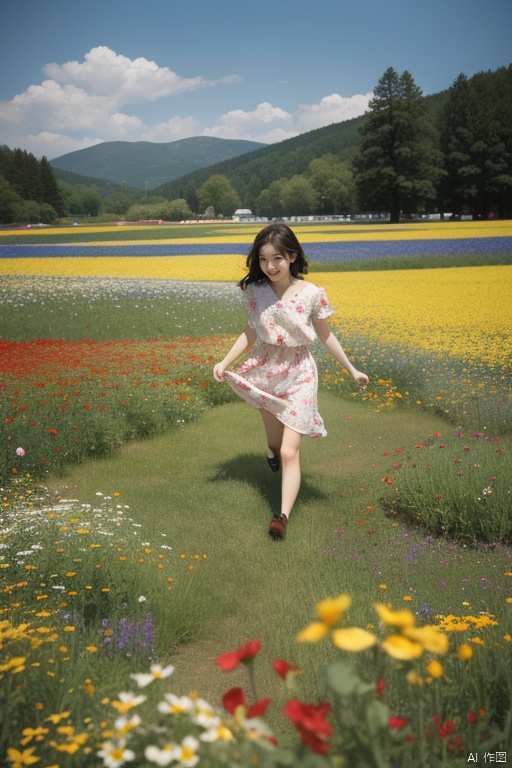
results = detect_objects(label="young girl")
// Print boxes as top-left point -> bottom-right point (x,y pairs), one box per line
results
213,223 -> 368,541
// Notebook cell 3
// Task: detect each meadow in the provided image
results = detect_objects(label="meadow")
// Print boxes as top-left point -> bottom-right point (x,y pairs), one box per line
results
1,220 -> 511,767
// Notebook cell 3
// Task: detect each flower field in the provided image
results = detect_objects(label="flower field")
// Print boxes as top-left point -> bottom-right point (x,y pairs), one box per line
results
1,220 -> 512,765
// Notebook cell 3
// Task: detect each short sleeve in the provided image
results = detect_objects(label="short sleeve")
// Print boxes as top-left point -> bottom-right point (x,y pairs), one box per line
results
241,285 -> 257,329
311,287 -> 335,320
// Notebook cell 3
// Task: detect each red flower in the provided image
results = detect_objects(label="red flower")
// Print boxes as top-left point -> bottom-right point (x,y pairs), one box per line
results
49,428 -> 58,435
432,716 -> 455,738
216,639 -> 261,671
222,687 -> 271,719
272,659 -> 301,681
376,679 -> 385,697
283,699 -> 332,755
389,716 -> 408,729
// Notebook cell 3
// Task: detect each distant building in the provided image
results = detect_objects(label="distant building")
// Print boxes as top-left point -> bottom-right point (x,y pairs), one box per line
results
232,208 -> 253,222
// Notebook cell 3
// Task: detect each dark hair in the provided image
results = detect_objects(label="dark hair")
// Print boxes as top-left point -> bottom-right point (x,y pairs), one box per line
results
238,223 -> 309,290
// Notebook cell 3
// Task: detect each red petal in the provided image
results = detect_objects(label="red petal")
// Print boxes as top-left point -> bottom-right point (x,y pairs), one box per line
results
247,697 -> 272,718
272,659 -> 300,679
216,651 -> 241,671
222,687 -> 245,714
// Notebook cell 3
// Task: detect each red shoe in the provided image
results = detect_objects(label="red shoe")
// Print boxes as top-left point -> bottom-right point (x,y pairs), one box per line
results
268,513 -> 288,541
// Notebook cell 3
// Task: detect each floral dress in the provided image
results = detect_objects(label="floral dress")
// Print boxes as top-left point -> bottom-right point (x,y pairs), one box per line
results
224,280 -> 335,437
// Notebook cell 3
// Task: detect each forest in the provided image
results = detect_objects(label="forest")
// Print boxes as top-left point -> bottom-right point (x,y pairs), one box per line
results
0,64 -> 510,225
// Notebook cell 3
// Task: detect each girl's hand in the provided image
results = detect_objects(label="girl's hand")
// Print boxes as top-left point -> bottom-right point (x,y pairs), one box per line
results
213,363 -> 226,382
353,370 -> 369,387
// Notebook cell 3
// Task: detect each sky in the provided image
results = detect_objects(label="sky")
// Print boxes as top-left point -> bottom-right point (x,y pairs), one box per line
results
0,0 -> 510,160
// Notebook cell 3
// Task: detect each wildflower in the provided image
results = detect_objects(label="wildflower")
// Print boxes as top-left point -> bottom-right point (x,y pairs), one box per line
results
272,658 -> 302,684
373,603 -> 415,628
426,660 -> 444,679
433,716 -> 455,738
389,716 -> 409,729
130,664 -> 174,688
297,594 -> 351,641
16,447 -> 25,457
144,744 -> 175,766
158,693 -> 194,715
283,699 -> 333,756
200,722 -> 234,742
97,739 -> 136,768
170,737 -> 200,768
110,692 -> 147,714
222,687 -> 271,721
458,643 -> 473,660
6,747 -> 41,767
113,715 -> 141,737
216,639 -> 261,671
331,627 -> 377,652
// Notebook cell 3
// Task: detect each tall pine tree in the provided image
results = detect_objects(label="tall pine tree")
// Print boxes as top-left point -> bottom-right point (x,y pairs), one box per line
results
440,65 -> 512,218
354,68 -> 443,222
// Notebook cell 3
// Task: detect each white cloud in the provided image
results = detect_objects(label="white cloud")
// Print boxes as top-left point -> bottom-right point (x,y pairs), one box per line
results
43,46 -> 239,105
203,102 -> 293,140
0,46 -> 371,158
295,92 -> 373,132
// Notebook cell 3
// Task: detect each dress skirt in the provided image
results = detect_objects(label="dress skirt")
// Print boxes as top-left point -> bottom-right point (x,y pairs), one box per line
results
224,340 -> 327,438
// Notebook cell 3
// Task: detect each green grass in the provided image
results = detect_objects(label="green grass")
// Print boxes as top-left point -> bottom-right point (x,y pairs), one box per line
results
51,393 -> 512,716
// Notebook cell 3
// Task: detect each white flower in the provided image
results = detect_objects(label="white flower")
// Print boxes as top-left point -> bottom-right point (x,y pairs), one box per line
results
111,691 -> 147,713
144,744 -> 175,766
130,663 -> 175,688
138,595 -> 147,602
171,736 -> 200,767
114,713 -> 141,736
200,722 -> 234,742
97,739 -> 135,768
158,692 -> 194,715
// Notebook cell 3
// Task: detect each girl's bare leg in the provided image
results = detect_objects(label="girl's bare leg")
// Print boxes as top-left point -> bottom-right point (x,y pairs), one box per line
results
279,426 -> 302,519
260,408 -> 284,459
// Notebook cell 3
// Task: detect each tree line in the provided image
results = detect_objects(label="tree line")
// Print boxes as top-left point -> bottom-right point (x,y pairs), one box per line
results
0,64 -> 510,225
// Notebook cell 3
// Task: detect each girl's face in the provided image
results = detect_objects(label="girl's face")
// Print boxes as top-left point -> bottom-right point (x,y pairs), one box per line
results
259,242 -> 296,286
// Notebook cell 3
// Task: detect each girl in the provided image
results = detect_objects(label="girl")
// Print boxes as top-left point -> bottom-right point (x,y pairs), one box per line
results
213,223 -> 368,541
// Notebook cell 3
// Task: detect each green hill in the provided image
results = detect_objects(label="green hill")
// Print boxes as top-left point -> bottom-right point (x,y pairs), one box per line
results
155,91 -> 449,204
50,137 -> 266,190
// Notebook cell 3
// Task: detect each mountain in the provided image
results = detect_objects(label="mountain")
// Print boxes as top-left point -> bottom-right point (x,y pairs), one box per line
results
50,137 -> 266,190
155,91 -> 449,203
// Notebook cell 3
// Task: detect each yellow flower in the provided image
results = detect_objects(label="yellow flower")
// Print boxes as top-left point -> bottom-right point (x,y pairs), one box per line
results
458,643 -> 473,660
381,634 -> 424,660
6,747 -> 41,767
426,660 -> 444,679
373,603 -> 415,628
402,626 -> 449,655
406,670 -> 424,686
297,594 -> 351,642
45,712 -> 70,725
331,627 -> 377,652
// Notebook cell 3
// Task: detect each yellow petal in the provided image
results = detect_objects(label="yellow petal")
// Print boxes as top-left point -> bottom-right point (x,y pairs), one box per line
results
331,627 -> 378,652
297,622 -> 328,642
373,603 -> 416,628
381,634 -> 424,660
316,594 -> 351,627
403,626 -> 449,655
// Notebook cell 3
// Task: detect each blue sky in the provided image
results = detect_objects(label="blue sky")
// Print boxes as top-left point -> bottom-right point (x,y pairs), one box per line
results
1,0 -> 510,159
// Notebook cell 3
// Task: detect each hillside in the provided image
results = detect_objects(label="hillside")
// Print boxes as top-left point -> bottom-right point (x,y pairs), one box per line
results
155,91 -> 448,203
50,137 -> 266,190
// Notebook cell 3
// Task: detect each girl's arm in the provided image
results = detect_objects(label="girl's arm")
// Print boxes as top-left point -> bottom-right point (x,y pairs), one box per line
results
213,325 -> 257,382
313,318 -> 369,385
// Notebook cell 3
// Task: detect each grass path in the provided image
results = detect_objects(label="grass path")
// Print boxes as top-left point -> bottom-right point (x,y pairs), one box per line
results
52,391 -> 512,719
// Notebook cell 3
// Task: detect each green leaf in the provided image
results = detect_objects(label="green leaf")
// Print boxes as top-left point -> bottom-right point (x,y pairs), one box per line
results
365,699 -> 391,738
326,661 -> 375,697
